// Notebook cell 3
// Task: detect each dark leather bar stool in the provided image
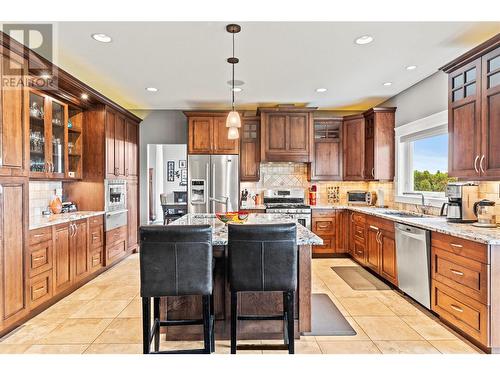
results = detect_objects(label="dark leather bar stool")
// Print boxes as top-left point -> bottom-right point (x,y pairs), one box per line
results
228,223 -> 297,354
139,225 -> 215,354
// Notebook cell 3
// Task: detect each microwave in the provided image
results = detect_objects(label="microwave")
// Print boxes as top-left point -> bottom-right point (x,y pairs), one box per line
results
347,191 -> 377,206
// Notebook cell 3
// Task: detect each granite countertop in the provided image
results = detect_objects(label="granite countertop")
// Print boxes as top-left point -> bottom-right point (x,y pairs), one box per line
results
312,204 -> 500,245
169,213 -> 323,246
30,211 -> 106,230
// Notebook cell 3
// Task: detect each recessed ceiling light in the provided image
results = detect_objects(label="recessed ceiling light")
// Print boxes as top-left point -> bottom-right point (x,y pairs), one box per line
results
383,82 -> 392,86
81,93 -> 89,100
232,87 -> 243,92
406,65 -> 417,70
315,88 -> 327,93
355,35 -> 373,45
91,33 -> 112,43
145,87 -> 158,92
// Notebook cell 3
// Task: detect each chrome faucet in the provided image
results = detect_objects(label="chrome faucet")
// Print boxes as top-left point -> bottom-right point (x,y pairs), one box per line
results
403,192 -> 431,214
210,196 -> 229,208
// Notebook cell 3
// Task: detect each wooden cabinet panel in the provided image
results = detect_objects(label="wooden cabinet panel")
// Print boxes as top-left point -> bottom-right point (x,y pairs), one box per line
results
29,240 -> 53,278
352,240 -> 366,264
105,109 -> 117,178
0,180 -> 28,327
29,226 -> 52,246
114,115 -> 126,177
188,117 -> 212,154
267,114 -> 287,152
240,118 -> 260,181
89,223 -> 103,250
432,280 -> 489,346
432,247 -> 488,304
127,181 -> 138,251
366,224 -> 380,272
447,59 -> 482,178
364,110 -> 395,181
431,232 -> 488,264
125,120 -> 138,178
106,239 -> 127,266
289,114 -> 308,152
53,224 -> 72,294
28,270 -> 53,309
89,215 -> 103,227
379,228 -> 397,286
0,51 -> 26,176
213,117 -> 239,154
481,46 -> 500,178
343,116 -> 365,180
312,210 -> 337,256
90,248 -> 103,272
73,220 -> 89,281
310,141 -> 342,181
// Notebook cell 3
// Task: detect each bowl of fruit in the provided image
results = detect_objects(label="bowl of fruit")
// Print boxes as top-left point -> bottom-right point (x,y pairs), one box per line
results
216,212 -> 238,224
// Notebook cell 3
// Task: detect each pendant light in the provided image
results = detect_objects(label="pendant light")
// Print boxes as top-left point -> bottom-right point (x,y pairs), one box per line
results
226,24 -> 241,137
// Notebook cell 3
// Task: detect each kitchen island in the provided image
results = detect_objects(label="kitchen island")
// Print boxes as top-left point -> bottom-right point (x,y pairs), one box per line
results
161,213 -> 322,340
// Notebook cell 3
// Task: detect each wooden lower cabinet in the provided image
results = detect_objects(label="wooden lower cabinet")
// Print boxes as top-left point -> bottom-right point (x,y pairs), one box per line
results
53,224 -> 72,294
28,270 -> 53,309
105,225 -> 127,266
379,228 -> 397,286
0,178 -> 28,331
312,209 -> 337,256
73,220 -> 89,282
366,223 -> 380,271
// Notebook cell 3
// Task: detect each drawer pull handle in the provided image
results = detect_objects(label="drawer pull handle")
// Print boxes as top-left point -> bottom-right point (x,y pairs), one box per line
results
33,234 -> 45,238
450,304 -> 464,313
369,225 -> 379,230
450,269 -> 464,276
450,243 -> 463,248
32,256 -> 45,261
33,286 -> 46,293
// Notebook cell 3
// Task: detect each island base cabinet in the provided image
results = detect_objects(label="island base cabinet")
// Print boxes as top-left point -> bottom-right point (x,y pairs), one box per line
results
0,179 -> 28,331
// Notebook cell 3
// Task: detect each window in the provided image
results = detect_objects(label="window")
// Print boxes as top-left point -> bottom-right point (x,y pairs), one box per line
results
395,111 -> 455,207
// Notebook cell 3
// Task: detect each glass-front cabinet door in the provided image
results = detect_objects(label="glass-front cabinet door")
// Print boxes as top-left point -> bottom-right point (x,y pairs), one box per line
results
29,91 -> 48,176
50,100 -> 67,178
29,89 -> 68,178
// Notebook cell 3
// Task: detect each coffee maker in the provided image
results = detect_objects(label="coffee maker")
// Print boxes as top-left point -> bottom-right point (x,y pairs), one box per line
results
440,182 -> 479,223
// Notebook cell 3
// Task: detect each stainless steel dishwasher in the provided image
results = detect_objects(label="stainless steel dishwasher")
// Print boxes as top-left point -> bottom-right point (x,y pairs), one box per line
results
395,223 -> 431,309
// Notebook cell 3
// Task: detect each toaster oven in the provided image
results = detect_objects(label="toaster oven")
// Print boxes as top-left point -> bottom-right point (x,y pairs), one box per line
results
347,191 -> 377,206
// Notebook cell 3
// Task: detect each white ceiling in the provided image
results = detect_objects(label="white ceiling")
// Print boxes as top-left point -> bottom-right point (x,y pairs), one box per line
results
53,22 -> 500,111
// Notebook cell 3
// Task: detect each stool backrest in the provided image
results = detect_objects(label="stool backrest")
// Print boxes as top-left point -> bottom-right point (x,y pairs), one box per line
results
139,225 -> 212,297
228,223 -> 297,292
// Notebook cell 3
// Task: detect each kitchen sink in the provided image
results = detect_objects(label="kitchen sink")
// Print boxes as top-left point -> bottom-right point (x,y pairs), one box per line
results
380,210 -> 427,218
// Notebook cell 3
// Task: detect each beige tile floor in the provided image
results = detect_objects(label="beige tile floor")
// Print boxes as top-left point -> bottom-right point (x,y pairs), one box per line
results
0,254 -> 483,354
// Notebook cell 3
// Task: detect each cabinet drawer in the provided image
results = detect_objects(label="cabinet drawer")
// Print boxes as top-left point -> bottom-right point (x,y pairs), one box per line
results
431,280 -> 489,346
29,226 -> 52,246
352,212 -> 366,224
312,217 -> 336,235
28,271 -> 53,309
29,240 -> 53,277
313,236 -> 335,254
106,240 -> 127,265
353,240 -> 365,263
89,215 -> 104,227
353,223 -> 366,242
90,225 -> 104,249
432,247 -> 488,304
432,232 -> 488,264
106,225 -> 127,246
90,247 -> 103,272
312,209 -> 336,218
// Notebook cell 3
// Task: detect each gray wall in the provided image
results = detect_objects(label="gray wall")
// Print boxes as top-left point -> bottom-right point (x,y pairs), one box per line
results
380,71 -> 448,127
133,110 -> 187,224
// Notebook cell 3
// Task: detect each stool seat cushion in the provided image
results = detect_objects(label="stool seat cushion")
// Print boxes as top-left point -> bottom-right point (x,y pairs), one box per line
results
139,225 -> 212,297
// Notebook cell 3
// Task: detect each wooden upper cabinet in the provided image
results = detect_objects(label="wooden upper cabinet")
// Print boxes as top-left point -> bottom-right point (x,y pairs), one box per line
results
0,50 -> 26,177
308,118 -> 343,181
447,59 -> 482,178
481,45 -> 500,178
114,114 -> 126,177
186,113 -> 239,155
363,108 -> 396,181
125,120 -> 138,178
0,179 -> 28,329
240,117 -> 260,181
441,35 -> 500,179
259,107 -> 315,162
343,115 -> 365,180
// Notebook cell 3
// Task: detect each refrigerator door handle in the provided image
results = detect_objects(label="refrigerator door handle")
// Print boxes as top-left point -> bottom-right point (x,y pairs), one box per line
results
211,162 -> 216,213
205,162 -> 210,213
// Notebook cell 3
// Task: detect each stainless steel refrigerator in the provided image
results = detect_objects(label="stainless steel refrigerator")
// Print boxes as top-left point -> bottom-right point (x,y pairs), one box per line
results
188,155 -> 239,213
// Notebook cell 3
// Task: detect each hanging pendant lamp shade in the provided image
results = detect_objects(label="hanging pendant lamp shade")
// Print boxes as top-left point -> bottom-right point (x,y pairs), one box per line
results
227,126 -> 239,140
226,110 -> 241,128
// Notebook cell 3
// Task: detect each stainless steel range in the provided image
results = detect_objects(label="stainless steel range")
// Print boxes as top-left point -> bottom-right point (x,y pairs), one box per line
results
264,188 -> 311,229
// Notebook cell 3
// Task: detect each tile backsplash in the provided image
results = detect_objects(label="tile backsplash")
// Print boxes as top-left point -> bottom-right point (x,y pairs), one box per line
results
29,181 -> 62,220
241,162 -> 500,222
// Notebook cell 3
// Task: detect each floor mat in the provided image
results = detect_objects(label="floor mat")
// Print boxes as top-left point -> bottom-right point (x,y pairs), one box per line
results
302,293 -> 356,336
331,266 -> 392,290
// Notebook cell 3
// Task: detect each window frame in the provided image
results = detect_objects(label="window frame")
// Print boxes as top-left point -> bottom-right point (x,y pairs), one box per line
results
394,110 -> 449,207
